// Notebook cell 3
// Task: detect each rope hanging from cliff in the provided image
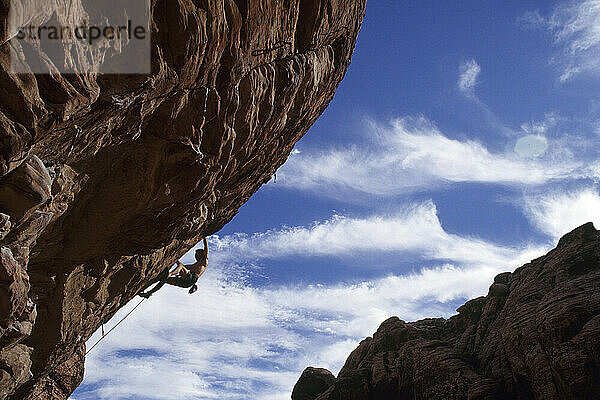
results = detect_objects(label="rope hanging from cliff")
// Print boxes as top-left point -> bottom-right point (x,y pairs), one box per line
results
65,124 -> 82,161
25,297 -> 147,400
85,297 -> 147,355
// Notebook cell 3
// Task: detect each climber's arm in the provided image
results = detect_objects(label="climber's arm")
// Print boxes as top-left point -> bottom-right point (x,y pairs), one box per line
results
186,238 -> 209,277
202,237 -> 209,267
169,261 -> 186,277
196,263 -> 207,278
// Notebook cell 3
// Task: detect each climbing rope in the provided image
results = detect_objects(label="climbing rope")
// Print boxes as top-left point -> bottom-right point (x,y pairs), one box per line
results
85,297 -> 147,355
83,270 -> 90,289
26,297 -> 147,400
65,124 -> 82,161
202,86 -> 210,117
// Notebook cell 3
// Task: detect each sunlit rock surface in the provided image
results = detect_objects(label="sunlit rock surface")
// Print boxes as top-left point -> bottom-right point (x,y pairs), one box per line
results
0,0 -> 367,398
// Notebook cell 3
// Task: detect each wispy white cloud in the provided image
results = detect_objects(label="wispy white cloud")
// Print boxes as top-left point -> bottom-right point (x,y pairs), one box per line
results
520,113 -> 560,135
522,186 -> 600,240
76,202 -> 549,400
209,200 -> 544,269
79,264 -> 542,400
81,268 -> 301,400
551,0 -> 600,81
458,59 -> 481,94
518,10 -> 547,29
522,0 -> 600,81
276,117 -> 587,199
456,59 -> 520,136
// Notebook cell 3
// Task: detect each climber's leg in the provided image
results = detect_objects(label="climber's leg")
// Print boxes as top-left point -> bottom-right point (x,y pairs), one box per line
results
138,280 -> 167,298
138,267 -> 170,297
165,271 -> 197,289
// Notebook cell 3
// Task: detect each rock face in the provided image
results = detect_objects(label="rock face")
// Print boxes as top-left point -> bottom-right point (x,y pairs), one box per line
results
292,367 -> 336,400
0,1 -> 367,398
295,223 -> 600,400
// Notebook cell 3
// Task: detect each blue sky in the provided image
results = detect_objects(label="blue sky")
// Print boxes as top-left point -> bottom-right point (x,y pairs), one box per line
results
72,1 -> 600,399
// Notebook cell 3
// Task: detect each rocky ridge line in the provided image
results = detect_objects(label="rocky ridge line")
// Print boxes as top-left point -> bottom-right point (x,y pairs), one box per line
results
294,223 -> 600,400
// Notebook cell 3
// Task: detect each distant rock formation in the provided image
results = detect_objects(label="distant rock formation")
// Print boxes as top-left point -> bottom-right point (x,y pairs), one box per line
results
0,1 -> 367,398
294,223 -> 600,400
292,367 -> 336,400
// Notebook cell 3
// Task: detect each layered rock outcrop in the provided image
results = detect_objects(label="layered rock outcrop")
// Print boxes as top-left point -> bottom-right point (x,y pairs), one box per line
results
0,1 -> 367,398
294,223 -> 600,400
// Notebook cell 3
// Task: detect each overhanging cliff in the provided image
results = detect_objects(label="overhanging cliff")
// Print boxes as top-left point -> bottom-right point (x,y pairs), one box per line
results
0,1 -> 367,398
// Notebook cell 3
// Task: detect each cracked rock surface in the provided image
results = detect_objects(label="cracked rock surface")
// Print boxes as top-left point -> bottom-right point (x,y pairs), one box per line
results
294,223 -> 600,400
0,0 -> 367,398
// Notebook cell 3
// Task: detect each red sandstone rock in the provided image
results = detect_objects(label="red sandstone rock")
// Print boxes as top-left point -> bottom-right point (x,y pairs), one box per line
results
0,155 -> 51,224
293,367 -> 337,400
295,223 -> 600,400
0,0 -> 367,398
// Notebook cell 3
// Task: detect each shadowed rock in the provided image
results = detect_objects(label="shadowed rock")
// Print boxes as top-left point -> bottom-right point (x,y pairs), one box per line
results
0,0 -> 367,398
294,223 -> 600,400
0,155 -> 51,224
292,367 -> 336,400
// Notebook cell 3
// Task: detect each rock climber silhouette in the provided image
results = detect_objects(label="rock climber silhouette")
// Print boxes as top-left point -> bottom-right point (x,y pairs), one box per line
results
138,237 -> 208,298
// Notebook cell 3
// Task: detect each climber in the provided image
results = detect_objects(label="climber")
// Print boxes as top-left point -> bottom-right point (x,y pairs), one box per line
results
138,237 -> 209,298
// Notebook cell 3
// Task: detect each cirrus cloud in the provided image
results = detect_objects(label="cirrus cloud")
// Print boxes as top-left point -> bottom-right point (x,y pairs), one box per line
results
522,186 -> 600,240
458,59 -> 481,94
275,117 -> 588,199
75,201 -> 550,400
521,0 -> 600,81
